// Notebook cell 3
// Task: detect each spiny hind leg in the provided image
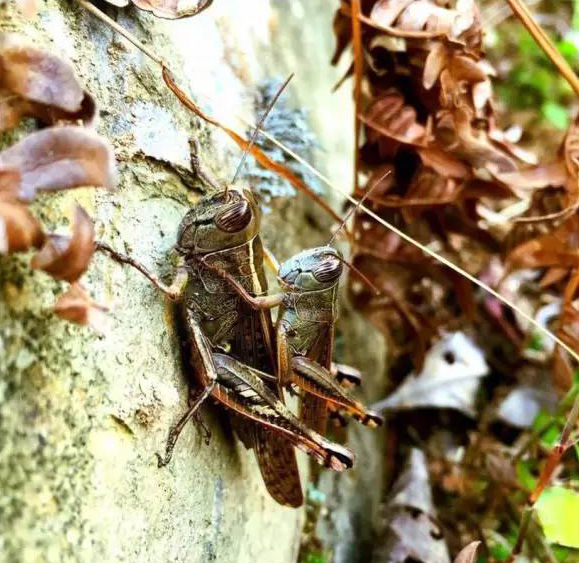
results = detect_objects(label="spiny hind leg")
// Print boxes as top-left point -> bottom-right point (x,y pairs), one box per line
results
156,314 -> 217,467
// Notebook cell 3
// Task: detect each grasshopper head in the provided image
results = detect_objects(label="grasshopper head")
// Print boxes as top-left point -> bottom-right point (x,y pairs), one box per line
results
177,187 -> 260,255
278,246 -> 343,292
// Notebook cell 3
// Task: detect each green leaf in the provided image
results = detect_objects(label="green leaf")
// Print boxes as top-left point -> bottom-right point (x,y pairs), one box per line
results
489,541 -> 511,562
552,545 -> 579,562
573,1 -> 579,31
303,553 -> 328,563
536,487 -> 579,547
556,39 -> 579,61
528,331 -> 544,351
542,102 -> 570,130
517,460 -> 537,491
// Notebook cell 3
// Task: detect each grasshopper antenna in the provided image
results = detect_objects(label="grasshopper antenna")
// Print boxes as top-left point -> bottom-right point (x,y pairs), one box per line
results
327,169 -> 391,296
229,73 -> 294,190
327,168 -> 391,246
340,256 -> 381,296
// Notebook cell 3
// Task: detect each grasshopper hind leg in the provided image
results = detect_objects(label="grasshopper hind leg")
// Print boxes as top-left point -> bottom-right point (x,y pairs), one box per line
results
155,383 -> 214,467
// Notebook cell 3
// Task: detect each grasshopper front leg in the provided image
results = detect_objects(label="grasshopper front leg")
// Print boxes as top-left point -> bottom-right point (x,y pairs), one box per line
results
96,242 -> 188,300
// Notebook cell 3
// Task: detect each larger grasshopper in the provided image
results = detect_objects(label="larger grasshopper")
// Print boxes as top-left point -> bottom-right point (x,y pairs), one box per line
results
99,79 -> 354,507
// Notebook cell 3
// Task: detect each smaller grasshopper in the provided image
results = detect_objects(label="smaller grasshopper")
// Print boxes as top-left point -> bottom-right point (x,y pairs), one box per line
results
211,175 -> 388,435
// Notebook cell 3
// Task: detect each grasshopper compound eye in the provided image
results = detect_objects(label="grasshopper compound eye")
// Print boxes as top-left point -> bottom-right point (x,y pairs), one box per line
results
312,255 -> 342,283
214,200 -> 252,233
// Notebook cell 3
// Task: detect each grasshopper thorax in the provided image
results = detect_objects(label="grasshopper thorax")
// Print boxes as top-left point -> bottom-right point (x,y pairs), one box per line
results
176,187 -> 261,256
278,246 -> 343,292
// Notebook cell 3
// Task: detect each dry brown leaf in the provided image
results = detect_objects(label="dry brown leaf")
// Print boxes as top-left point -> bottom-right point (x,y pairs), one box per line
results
0,33 -> 83,112
417,148 -> 470,178
53,283 -> 108,330
564,116 -> 579,179
370,0 -> 479,44
0,201 -> 45,254
31,206 -> 95,283
0,126 -> 115,201
360,90 -> 427,147
423,42 -> 448,90
370,0 -> 414,28
507,216 -> 579,272
496,162 -> 568,197
331,8 -> 353,65
447,107 -> 518,173
0,34 -> 97,131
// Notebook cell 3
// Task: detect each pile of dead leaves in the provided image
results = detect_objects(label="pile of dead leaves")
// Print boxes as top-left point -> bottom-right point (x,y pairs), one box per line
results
0,32 -> 115,326
331,0 -> 579,560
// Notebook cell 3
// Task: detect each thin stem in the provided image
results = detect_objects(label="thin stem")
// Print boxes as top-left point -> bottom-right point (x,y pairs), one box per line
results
350,0 -> 363,193
507,506 -> 533,563
77,0 -> 164,66
230,73 -> 294,185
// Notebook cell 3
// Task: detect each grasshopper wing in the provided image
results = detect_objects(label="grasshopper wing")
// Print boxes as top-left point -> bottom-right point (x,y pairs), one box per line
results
254,428 -> 303,507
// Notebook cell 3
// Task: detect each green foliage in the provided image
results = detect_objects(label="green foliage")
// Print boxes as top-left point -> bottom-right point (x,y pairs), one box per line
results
517,459 -> 538,491
542,101 -> 570,130
527,331 -> 544,352
495,26 -> 578,129
536,487 -> 579,547
302,553 -> 329,563
487,535 -> 513,562
532,410 -> 561,449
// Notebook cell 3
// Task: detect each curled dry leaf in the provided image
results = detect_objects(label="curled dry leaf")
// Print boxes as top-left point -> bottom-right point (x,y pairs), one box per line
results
104,0 -> 213,18
361,90 -> 428,148
0,33 -> 95,131
31,206 -> 95,283
0,126 -> 115,201
0,200 -> 45,254
53,283 -> 108,331
372,449 -> 451,563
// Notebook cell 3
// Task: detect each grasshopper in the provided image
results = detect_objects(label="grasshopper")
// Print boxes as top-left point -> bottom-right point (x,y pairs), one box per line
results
209,177 -> 387,436
98,78 -> 354,507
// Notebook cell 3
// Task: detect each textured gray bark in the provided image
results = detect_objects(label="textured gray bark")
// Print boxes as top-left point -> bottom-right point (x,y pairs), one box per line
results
0,2 -> 387,562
